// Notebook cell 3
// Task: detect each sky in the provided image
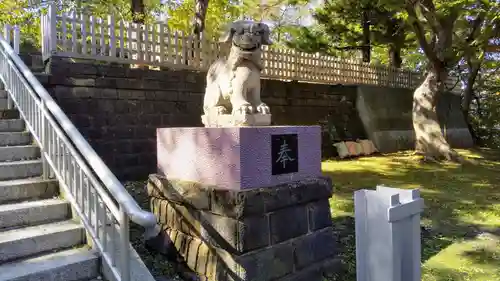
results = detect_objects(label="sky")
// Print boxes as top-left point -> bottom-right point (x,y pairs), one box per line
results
299,0 -> 321,26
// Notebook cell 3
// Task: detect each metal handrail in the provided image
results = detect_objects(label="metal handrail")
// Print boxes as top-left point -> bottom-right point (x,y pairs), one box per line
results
0,33 -> 158,281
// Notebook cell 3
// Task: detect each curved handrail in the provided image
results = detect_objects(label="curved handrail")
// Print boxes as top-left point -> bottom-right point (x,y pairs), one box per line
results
0,38 -> 159,238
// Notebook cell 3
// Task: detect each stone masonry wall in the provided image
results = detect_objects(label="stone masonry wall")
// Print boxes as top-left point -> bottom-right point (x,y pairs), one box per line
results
42,57 -> 366,180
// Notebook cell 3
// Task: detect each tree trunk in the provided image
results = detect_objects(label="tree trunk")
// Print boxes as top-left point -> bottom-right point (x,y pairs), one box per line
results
388,44 -> 402,68
131,0 -> 145,23
361,9 -> 371,63
461,62 -> 481,118
412,68 -> 460,161
194,0 -> 209,34
385,17 -> 404,69
472,93 -> 483,145
461,64 -> 481,145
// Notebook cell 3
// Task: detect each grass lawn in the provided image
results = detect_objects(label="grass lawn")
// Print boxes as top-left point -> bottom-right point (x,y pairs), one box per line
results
127,148 -> 499,281
324,149 -> 500,281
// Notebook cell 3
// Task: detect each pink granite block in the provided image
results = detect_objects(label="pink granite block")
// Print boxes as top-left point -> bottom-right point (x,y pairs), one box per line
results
157,126 -> 321,190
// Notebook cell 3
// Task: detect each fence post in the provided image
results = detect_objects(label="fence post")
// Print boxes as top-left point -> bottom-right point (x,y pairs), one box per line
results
108,14 -> 116,58
3,25 -> 11,47
1,24 -> 20,54
292,49 -> 299,81
42,3 -> 57,62
354,185 -> 424,281
13,25 -> 20,54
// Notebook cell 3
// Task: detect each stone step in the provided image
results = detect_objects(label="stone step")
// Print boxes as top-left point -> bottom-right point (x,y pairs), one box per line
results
34,73 -> 50,85
0,145 -> 39,162
0,131 -> 31,146
0,220 -> 85,263
0,198 -> 69,229
0,98 -> 7,110
0,178 -> 58,204
0,109 -> 19,120
0,160 -> 42,181
0,247 -> 99,281
0,119 -> 24,132
31,66 -> 46,73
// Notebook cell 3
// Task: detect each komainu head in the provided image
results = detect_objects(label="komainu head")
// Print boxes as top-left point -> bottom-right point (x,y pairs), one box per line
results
219,20 -> 273,53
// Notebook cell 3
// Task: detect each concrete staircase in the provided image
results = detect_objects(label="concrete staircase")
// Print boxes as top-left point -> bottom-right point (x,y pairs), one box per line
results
0,88 -> 100,281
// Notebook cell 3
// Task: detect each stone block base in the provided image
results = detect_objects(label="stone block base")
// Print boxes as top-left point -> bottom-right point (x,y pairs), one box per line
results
146,174 -> 340,281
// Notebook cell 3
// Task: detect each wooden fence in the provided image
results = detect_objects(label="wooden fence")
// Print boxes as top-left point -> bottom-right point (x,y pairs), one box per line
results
40,4 -> 461,93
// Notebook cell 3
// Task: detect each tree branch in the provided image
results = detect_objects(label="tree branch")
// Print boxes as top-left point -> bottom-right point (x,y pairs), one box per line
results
466,13 -> 486,44
405,1 -> 441,65
419,0 -> 440,35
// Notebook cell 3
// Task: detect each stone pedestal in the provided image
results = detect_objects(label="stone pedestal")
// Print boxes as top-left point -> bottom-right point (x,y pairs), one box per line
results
147,174 -> 339,281
149,125 -> 339,280
157,126 -> 322,190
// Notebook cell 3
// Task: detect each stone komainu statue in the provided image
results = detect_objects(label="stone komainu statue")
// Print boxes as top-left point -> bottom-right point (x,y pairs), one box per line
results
202,20 -> 273,126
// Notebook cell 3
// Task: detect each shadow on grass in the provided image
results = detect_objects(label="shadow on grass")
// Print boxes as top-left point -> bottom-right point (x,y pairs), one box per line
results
422,267 -> 474,281
323,149 -> 500,281
463,246 -> 500,265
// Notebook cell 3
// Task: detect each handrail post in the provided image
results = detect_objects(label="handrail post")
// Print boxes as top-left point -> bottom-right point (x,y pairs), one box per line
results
119,207 -> 131,281
41,103 -> 50,179
3,24 -> 16,110
9,25 -> 20,110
